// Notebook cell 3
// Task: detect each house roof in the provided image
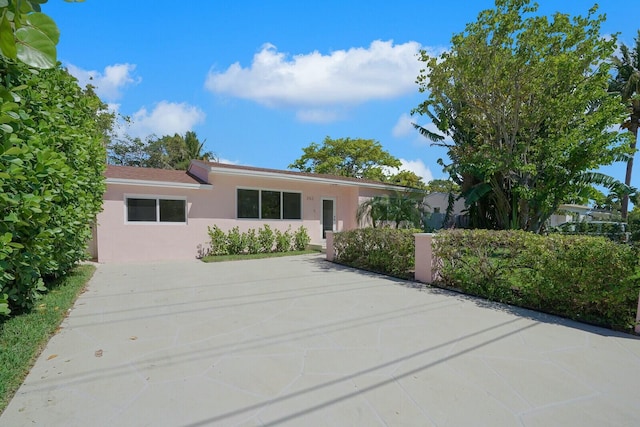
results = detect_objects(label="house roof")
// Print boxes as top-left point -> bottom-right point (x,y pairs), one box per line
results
105,165 -> 212,189
192,160 -> 412,191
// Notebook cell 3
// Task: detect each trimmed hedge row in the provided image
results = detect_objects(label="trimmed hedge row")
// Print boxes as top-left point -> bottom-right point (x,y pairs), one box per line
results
433,229 -> 640,331
333,228 -> 419,279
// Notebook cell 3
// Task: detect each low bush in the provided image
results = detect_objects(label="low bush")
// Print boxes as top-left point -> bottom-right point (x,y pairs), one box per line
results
293,226 -> 311,251
206,225 -> 228,256
246,229 -> 261,254
433,229 -> 640,331
333,228 -> 419,279
258,224 -> 275,253
275,227 -> 293,253
226,227 -> 246,255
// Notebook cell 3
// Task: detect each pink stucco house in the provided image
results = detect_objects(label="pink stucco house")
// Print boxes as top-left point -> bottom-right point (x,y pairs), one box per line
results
91,160 -> 406,262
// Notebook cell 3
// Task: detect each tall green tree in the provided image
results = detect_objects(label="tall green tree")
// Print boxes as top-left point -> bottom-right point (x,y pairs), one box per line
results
610,30 -> 640,220
289,136 -> 401,180
413,0 -> 628,232
108,131 -> 215,170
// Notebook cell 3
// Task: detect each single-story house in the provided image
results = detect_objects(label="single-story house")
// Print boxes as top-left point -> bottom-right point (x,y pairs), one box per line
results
91,160 -> 408,262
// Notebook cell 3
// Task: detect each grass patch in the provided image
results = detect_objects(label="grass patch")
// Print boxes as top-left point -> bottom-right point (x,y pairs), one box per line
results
0,264 -> 96,414
201,249 -> 319,263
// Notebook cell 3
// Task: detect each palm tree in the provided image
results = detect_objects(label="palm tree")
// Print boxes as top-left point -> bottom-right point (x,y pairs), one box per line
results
610,30 -> 640,220
356,191 -> 425,229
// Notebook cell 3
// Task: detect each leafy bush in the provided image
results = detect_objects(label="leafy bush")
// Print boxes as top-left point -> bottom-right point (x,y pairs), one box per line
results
333,228 -> 418,279
246,229 -> 261,254
226,227 -> 246,255
433,229 -> 640,331
0,58 -> 110,316
275,227 -> 293,253
258,224 -> 275,253
207,225 -> 228,256
293,226 -> 311,251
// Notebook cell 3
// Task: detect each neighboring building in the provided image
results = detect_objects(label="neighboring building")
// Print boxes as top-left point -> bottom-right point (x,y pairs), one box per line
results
548,204 -> 614,227
423,192 -> 467,230
91,161 -> 406,263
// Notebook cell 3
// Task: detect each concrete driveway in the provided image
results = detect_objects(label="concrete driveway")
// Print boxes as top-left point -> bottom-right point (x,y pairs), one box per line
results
2,254 -> 640,426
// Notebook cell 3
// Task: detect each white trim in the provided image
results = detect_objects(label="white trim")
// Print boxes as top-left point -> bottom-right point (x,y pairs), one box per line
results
190,160 -> 402,191
108,177 -> 212,190
124,194 -> 188,225
236,187 -> 303,220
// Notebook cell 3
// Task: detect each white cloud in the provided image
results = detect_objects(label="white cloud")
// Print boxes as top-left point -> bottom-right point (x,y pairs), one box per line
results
392,113 -> 416,138
217,157 -> 241,165
66,63 -> 140,101
384,158 -> 433,184
123,101 -> 206,138
206,40 -> 437,120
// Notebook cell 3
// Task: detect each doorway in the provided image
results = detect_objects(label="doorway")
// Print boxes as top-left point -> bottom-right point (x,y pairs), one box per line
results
321,198 -> 335,239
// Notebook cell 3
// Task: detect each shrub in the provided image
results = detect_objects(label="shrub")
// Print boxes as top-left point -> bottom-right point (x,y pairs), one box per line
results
258,224 -> 275,253
333,228 -> 418,279
226,227 -> 246,255
293,226 -> 311,251
433,229 -> 640,331
207,225 -> 228,256
246,229 -> 261,254
275,227 -> 293,253
0,57 -> 110,316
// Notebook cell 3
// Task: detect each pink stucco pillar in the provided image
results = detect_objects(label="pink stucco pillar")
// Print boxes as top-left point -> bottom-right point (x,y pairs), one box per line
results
325,231 -> 335,262
414,233 -> 435,283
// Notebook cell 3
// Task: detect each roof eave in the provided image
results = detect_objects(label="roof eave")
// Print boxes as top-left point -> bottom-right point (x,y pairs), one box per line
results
201,164 -> 404,191
106,177 -> 213,190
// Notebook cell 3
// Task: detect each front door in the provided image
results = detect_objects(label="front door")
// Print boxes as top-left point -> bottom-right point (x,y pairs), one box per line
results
322,198 -> 335,239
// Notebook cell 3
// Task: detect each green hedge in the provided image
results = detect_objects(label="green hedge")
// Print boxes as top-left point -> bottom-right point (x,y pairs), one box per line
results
0,58 -> 110,316
433,229 -> 640,331
333,228 -> 418,279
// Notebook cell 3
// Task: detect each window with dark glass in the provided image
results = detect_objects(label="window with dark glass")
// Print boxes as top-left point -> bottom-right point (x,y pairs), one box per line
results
237,189 -> 259,218
236,189 -> 302,220
159,199 -> 186,222
283,192 -> 302,219
126,197 -> 186,223
127,198 -> 157,222
261,190 -> 281,219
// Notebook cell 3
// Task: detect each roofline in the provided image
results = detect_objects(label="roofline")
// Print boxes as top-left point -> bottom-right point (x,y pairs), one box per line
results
191,160 -> 407,191
106,177 -> 213,190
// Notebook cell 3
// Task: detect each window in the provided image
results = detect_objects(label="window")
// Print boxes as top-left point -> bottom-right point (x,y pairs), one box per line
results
237,189 -> 259,218
126,197 -> 186,223
433,207 -> 441,214
237,189 -> 301,220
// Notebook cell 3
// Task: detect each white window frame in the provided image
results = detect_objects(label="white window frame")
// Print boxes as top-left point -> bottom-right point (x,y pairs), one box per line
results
236,187 -> 303,220
124,194 -> 188,225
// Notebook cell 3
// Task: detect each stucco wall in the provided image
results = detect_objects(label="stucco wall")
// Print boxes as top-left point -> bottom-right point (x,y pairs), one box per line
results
95,173 -> 392,263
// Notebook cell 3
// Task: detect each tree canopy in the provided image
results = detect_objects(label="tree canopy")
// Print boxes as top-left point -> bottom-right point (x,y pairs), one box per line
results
609,30 -> 640,219
413,0 -> 629,232
108,131 -> 215,170
289,136 -> 426,188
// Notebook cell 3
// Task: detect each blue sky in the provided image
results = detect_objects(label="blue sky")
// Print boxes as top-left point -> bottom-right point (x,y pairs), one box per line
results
45,0 -> 638,185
